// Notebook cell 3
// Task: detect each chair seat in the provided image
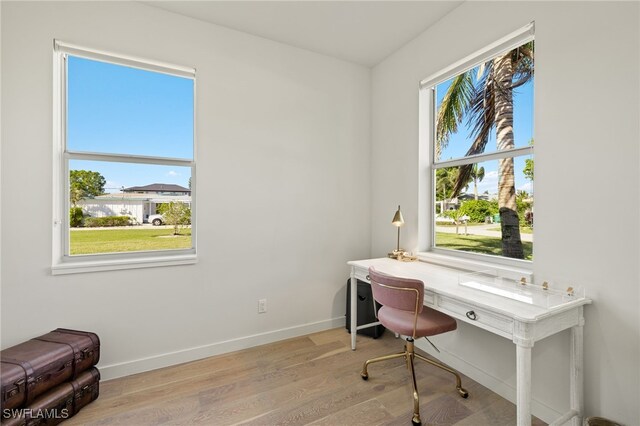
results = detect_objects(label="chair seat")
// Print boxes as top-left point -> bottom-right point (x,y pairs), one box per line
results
378,305 -> 457,337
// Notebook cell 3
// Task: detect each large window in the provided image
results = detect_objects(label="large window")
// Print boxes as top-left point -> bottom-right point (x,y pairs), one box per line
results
53,42 -> 196,274
420,24 -> 534,265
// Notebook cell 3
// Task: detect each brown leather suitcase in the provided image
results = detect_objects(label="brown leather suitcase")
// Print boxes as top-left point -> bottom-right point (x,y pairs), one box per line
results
1,367 -> 100,426
1,329 -> 100,410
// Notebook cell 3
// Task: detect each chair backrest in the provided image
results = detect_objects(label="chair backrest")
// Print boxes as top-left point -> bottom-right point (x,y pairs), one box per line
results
368,267 -> 424,314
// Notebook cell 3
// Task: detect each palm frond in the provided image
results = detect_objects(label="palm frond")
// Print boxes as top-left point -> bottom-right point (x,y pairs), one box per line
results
446,41 -> 534,197
451,61 -> 496,196
511,41 -> 534,89
470,164 -> 485,181
435,71 -> 474,160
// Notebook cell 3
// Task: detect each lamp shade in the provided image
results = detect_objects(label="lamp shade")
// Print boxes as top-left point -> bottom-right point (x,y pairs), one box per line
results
392,205 -> 404,227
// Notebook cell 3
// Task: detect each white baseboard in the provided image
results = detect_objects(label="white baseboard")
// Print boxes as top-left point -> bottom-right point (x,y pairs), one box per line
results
98,316 -> 346,381
414,340 -> 563,424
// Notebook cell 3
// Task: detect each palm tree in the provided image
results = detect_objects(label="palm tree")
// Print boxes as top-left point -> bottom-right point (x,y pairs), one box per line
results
469,164 -> 485,200
435,167 -> 459,213
436,42 -> 533,259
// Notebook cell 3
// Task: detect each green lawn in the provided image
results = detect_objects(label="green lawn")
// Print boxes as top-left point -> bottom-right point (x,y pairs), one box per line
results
489,226 -> 533,234
70,228 -> 191,255
435,232 -> 532,260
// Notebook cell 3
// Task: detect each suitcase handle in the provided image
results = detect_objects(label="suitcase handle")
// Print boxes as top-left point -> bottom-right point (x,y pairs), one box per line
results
35,360 -> 72,384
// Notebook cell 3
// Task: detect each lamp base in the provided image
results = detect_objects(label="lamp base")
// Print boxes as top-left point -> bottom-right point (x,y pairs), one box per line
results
387,249 -> 405,259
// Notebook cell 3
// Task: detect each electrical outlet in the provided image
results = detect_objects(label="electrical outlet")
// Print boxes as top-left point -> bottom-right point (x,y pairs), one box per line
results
258,299 -> 267,313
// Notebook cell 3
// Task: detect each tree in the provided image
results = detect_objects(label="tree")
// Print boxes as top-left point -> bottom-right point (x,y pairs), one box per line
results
469,164 -> 485,200
523,140 -> 534,181
436,42 -> 534,259
158,202 -> 191,235
523,159 -> 534,181
517,190 -> 533,227
446,208 -> 468,236
435,167 -> 459,213
70,170 -> 106,206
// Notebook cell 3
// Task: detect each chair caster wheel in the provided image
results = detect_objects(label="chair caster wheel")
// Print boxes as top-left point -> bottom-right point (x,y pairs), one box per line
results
457,387 -> 469,398
411,416 -> 421,425
361,373 -> 368,380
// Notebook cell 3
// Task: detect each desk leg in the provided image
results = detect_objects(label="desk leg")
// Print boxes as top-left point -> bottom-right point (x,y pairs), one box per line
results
570,319 -> 584,426
350,270 -> 357,350
516,343 -> 532,426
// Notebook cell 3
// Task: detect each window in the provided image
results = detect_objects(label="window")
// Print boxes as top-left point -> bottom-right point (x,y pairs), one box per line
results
52,41 -> 196,274
419,24 -> 534,266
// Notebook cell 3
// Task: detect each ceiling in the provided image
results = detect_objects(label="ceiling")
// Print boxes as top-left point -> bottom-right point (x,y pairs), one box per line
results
143,1 -> 463,67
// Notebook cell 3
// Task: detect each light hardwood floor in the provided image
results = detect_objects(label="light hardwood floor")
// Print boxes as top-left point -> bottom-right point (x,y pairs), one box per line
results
68,328 -> 546,425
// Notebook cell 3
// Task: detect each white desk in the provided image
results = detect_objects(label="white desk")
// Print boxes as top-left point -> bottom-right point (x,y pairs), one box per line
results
348,258 -> 591,426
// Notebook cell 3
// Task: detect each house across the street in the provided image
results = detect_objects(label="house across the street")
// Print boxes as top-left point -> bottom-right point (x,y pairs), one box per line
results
78,183 -> 191,224
123,183 -> 191,196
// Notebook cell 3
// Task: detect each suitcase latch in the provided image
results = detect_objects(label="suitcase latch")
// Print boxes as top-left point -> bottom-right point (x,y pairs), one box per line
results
76,384 -> 91,398
4,386 -> 18,400
3,378 -> 25,401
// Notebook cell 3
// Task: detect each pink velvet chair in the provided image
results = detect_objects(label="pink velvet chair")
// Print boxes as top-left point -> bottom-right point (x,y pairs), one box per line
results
361,267 -> 468,425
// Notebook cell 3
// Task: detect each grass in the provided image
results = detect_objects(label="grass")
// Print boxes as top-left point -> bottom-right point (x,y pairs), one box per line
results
435,232 -> 532,260
70,227 -> 192,255
436,223 -> 486,227
438,223 -> 533,234
489,226 -> 533,234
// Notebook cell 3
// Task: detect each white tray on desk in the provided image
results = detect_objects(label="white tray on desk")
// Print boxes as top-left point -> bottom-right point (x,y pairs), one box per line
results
458,270 -> 585,309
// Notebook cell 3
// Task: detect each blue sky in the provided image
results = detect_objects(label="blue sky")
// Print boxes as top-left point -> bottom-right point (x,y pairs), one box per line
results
67,56 -> 193,191
67,53 -> 533,196
435,63 -> 534,195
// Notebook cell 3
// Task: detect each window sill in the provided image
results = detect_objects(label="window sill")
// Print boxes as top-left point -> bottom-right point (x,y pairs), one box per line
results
51,252 -> 197,275
417,251 -> 532,282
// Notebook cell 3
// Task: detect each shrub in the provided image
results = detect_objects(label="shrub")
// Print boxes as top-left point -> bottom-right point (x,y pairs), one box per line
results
517,199 -> 534,227
459,200 -> 498,223
158,202 -> 191,235
83,216 -> 132,228
69,207 -> 84,227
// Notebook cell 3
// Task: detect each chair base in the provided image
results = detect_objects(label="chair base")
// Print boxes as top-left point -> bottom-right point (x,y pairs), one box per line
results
360,338 -> 468,425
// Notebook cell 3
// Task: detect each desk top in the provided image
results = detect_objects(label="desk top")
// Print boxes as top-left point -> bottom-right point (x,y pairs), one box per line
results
349,258 -> 591,323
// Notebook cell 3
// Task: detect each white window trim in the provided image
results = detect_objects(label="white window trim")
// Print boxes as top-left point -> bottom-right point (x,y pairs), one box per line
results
52,41 -> 197,275
417,22 -> 534,275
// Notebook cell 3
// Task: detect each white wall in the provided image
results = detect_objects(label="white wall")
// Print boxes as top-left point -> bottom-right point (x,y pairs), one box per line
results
371,1 -> 639,424
0,1 -> 371,378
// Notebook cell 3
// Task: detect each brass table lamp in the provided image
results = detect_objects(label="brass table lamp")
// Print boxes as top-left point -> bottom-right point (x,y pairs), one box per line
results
388,205 -> 405,259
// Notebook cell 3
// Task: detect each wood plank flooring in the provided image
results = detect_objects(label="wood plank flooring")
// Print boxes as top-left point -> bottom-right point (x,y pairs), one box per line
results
67,328 -> 546,425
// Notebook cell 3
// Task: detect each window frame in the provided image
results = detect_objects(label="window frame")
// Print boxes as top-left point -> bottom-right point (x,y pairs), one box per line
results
52,41 -> 197,275
417,23 -> 535,273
